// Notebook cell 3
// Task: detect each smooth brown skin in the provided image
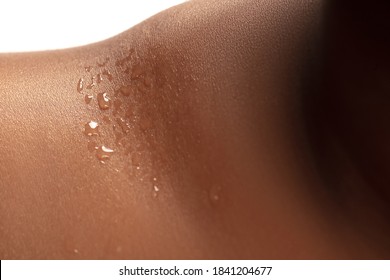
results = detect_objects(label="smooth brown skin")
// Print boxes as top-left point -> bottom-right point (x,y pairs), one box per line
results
1,0 -> 390,259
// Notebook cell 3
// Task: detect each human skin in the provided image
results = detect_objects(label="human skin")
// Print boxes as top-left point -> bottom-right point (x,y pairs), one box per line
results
0,0 -> 389,259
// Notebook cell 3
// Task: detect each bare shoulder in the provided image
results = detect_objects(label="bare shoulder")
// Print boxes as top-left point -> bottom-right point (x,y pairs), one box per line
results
2,0 -> 389,259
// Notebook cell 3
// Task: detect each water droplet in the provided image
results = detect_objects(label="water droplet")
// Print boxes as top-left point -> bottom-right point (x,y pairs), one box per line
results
131,64 -> 144,80
84,94 -> 93,104
209,185 -> 222,203
87,141 -> 98,152
86,76 -> 96,89
77,78 -> 84,93
97,92 -> 111,110
153,185 -> 160,197
74,249 -> 79,254
96,145 -> 114,161
119,85 -> 132,97
153,177 -> 157,181
97,73 -> 103,84
84,121 -> 99,136
102,69 -> 113,81
116,117 -> 130,134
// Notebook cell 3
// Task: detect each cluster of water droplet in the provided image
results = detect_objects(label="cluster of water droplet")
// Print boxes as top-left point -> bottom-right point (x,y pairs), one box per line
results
77,57 -> 116,163
77,49 -> 161,197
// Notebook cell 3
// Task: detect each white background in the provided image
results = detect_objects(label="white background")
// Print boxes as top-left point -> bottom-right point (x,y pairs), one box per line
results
0,0 -> 186,53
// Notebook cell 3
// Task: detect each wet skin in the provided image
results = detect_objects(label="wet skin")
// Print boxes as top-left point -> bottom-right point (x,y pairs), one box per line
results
0,0 -> 389,259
